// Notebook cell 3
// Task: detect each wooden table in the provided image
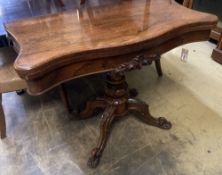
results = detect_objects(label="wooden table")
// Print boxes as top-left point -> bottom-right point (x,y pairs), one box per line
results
5,0 -> 217,168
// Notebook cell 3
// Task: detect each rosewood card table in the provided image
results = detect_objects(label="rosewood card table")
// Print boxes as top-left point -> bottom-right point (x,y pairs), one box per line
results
4,0 -> 217,168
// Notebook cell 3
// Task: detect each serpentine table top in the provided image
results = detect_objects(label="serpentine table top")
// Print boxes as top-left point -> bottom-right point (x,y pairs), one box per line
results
5,0 -> 217,95
4,0 -> 218,168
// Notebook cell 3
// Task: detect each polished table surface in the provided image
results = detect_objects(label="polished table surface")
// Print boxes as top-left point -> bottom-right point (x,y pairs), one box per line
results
5,0 -> 217,94
0,0 -> 79,36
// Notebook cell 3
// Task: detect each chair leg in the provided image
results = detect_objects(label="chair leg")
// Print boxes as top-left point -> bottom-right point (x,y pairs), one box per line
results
0,93 -> 6,139
59,84 -> 72,113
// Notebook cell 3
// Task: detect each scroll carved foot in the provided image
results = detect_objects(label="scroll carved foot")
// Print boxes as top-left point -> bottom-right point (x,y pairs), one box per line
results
128,99 -> 171,129
88,148 -> 100,168
79,97 -> 107,119
88,106 -> 116,168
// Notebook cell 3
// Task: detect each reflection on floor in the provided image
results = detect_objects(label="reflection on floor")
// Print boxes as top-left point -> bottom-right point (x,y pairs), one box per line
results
1,41 -> 222,175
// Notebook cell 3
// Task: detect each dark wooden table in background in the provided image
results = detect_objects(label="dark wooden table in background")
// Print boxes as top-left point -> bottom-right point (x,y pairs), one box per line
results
4,0 -> 217,168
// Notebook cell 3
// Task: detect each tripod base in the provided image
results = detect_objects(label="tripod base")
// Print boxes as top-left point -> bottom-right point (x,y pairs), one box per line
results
79,71 -> 171,168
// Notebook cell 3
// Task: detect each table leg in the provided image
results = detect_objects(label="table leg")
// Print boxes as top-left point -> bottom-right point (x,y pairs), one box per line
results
87,106 -> 116,168
154,56 -> 163,77
79,97 -> 107,119
127,98 -> 171,129
59,84 -> 72,113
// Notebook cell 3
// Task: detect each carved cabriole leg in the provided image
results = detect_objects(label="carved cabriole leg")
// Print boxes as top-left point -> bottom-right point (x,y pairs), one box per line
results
127,98 -> 172,129
79,97 -> 107,119
88,106 -> 116,168
0,93 -> 6,139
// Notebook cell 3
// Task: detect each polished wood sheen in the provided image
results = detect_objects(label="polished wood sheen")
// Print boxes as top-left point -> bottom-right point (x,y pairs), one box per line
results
5,0 -> 217,94
4,0 -> 218,168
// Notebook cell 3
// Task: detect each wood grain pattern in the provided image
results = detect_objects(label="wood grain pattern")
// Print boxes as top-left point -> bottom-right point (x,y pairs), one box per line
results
19,30 -> 213,95
4,0 -> 218,95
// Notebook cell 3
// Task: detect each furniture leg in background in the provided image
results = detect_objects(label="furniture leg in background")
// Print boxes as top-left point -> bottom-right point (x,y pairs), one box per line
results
0,47 -> 72,139
59,84 -> 72,113
154,55 -> 163,77
181,0 -> 222,63
212,33 -> 222,64
0,48 -> 27,139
